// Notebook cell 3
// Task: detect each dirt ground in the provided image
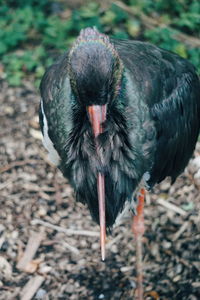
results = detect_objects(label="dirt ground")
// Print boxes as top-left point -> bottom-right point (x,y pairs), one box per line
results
0,80 -> 200,300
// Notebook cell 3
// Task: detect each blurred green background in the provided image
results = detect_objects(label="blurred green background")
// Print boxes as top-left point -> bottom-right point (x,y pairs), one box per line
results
0,0 -> 199,86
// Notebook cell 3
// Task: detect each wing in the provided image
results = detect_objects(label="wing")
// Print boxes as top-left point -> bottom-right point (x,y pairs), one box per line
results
39,53 -> 73,166
113,39 -> 200,185
149,71 -> 200,185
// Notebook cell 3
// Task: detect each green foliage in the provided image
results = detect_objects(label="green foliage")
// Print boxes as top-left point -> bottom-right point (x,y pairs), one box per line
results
0,0 -> 199,86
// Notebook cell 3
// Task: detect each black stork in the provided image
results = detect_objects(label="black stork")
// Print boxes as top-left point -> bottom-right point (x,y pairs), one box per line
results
39,27 -> 200,299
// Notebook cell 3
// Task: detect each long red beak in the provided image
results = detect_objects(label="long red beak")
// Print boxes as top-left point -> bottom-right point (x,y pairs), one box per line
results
87,104 -> 107,261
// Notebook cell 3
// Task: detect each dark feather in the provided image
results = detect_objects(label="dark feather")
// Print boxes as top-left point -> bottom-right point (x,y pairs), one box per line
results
39,28 -> 200,228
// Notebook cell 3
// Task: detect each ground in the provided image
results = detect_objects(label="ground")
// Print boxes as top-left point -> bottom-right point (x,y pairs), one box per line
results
0,81 -> 200,300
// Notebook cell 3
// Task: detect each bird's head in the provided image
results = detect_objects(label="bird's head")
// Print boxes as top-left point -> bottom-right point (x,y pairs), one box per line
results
68,28 -> 124,260
68,27 -> 124,141
68,27 -> 123,108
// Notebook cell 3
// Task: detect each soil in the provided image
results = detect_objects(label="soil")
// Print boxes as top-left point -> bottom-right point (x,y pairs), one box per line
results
0,81 -> 200,300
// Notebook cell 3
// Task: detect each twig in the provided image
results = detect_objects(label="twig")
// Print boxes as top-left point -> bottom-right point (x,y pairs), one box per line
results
62,241 -> 80,255
120,266 -> 135,272
38,149 -> 57,168
42,238 -> 80,255
20,275 -> 45,300
172,221 -> 189,241
17,231 -> 45,272
23,183 -> 55,192
106,233 -> 122,248
0,180 -> 16,191
164,249 -> 192,269
31,219 -> 99,237
38,191 -> 51,200
157,198 -> 187,216
114,1 -> 200,48
0,159 -> 42,173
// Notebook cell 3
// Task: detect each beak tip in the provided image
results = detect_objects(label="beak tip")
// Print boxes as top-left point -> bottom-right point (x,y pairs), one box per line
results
101,250 -> 106,262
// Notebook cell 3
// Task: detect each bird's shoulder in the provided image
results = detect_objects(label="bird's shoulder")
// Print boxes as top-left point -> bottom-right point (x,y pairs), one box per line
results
39,52 -> 73,162
113,38 -> 198,107
40,52 -> 69,105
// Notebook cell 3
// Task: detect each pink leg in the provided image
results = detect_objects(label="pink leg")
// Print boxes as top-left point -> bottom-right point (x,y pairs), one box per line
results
132,188 -> 145,300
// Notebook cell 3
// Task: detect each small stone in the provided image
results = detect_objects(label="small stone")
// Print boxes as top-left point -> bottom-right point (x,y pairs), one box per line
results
4,106 -> 14,115
175,264 -> 183,274
167,269 -> 175,278
78,259 -> 86,265
187,296 -> 197,300
0,256 -> 12,279
39,263 -> 52,274
30,128 -> 42,140
146,285 -> 153,292
0,224 -> 5,233
129,280 -> 136,289
192,282 -> 200,288
194,169 -> 200,179
110,244 -> 118,253
38,206 -> 47,217
189,156 -> 200,173
98,294 -> 105,299
162,240 -> 172,249
65,283 -> 74,293
1,240 -> 9,252
173,275 -> 181,282
150,243 -> 161,260
29,116 -> 40,129
35,288 -> 47,299
80,240 -> 87,247
11,230 -> 19,239
91,243 -> 99,250
160,181 -> 171,191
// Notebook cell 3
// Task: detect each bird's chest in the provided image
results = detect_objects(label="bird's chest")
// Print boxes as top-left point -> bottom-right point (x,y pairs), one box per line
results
59,115 -> 153,227
63,123 -> 144,198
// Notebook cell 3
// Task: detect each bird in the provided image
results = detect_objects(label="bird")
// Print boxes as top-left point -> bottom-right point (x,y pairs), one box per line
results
39,27 -> 200,299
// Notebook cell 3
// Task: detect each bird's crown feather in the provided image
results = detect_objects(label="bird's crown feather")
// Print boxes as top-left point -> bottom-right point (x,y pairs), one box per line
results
69,27 -> 119,61
68,27 -> 124,101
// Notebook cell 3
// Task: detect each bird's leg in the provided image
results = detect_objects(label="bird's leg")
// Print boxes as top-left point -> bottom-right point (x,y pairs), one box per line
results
132,188 -> 145,300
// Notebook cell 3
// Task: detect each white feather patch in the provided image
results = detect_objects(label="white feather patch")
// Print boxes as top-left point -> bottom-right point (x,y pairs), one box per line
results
114,200 -> 132,226
41,99 -> 60,166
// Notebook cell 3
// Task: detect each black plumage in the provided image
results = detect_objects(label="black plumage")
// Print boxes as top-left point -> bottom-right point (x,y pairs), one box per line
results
39,28 -> 200,229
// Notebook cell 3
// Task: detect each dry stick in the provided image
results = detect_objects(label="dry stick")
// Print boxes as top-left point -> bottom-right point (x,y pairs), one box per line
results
157,197 -> 187,216
0,159 -> 42,173
114,0 -> 200,48
0,180 -> 15,191
20,275 -> 45,300
106,233 -> 122,248
172,221 -> 189,242
41,238 -> 80,255
23,183 -> 56,192
17,231 -> 45,271
31,219 -> 99,237
62,241 -> 80,255
120,265 -> 135,272
164,249 -> 192,269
